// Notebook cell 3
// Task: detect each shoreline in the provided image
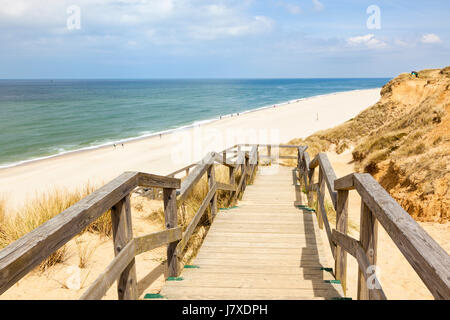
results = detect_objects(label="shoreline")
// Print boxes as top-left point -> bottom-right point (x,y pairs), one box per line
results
0,88 -> 381,209
0,88 -> 379,170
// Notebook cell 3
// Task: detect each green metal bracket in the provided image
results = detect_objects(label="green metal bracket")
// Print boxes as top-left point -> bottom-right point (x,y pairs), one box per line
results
167,277 -> 184,281
219,206 -> 239,211
324,280 -> 341,284
296,205 -> 316,212
184,265 -> 200,269
144,293 -> 165,299
330,297 -> 352,300
320,267 -> 333,273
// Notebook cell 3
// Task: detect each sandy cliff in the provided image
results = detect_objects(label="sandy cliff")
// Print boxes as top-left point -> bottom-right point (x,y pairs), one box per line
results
288,67 -> 450,222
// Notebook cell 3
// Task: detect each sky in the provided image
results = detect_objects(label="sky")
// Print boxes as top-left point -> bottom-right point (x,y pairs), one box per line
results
0,0 -> 449,78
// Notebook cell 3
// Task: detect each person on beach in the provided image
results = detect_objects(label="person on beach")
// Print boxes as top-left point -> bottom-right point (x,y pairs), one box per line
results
113,144 -> 116,148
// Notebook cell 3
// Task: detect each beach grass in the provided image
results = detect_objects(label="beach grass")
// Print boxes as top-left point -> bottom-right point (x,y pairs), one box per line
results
0,183 -> 112,270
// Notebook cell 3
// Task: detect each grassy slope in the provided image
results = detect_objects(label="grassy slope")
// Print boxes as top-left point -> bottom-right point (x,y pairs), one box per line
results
285,67 -> 450,222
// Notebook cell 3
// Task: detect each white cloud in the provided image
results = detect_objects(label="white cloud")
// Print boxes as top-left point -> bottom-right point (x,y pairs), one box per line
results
347,34 -> 387,49
277,1 -> 302,15
189,16 -> 274,40
312,0 -> 324,11
421,33 -> 442,44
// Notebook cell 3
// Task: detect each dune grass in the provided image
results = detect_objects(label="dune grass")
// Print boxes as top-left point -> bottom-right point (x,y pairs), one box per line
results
0,183 -> 112,271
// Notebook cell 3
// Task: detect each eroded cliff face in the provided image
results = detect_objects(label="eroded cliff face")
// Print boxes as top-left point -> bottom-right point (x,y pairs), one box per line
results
366,68 -> 449,222
289,67 -> 450,222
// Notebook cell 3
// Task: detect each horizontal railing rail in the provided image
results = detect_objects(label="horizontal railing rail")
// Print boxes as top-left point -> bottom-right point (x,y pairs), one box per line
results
296,147 -> 450,300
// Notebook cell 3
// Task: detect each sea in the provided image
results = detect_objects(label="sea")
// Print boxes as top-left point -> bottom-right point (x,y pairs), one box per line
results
0,78 -> 390,168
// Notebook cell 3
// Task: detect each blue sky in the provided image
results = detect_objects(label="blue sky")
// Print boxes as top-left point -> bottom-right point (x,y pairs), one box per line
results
0,0 -> 449,78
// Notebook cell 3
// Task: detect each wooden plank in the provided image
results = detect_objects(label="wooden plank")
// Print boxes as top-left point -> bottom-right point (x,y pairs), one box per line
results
181,265 -> 327,276
216,182 -> 235,191
164,188 -> 179,277
0,171 -> 139,295
332,230 -> 386,300
134,227 -> 182,256
335,190 -> 349,294
176,184 -> 217,255
353,173 -> 450,300
334,173 -> 355,191
194,252 -> 326,263
177,152 -> 214,202
197,246 -> 323,256
317,170 -> 325,229
160,286 -> 331,300
316,173 -> 336,259
165,275 -> 342,290
213,153 -> 235,168
317,153 -> 338,208
193,257 -> 327,268
207,165 -> 217,221
111,195 -> 137,300
138,172 -> 180,189
167,164 -> 197,178
80,240 -> 136,300
357,201 -> 378,300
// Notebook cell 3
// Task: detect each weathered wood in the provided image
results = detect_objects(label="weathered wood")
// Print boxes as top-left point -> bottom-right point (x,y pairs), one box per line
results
317,170 -> 325,229
293,169 -> 302,206
260,155 -> 297,160
353,173 -> 450,300
176,184 -> 217,255
332,230 -> 386,300
213,153 -> 236,168
357,201 -> 378,300
167,164 -> 197,178
0,171 -> 139,295
216,182 -> 235,192
111,195 -> 137,300
317,154 -> 338,208
138,172 -> 180,189
334,173 -> 355,191
161,166 -> 345,300
164,188 -> 179,277
80,240 -> 136,300
178,152 -> 215,202
134,228 -> 182,256
235,150 -> 245,165
207,165 -> 217,222
317,170 -> 336,258
335,190 -> 349,294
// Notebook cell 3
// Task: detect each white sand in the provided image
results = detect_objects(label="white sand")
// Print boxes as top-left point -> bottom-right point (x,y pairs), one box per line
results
0,89 -> 380,209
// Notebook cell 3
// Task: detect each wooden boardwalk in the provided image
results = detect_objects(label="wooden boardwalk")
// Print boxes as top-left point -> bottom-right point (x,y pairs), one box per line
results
160,165 -> 345,300
2,145 -> 447,300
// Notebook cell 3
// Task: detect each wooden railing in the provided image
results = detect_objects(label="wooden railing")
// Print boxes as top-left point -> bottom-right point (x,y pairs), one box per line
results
1,144 -> 448,300
0,144 -> 266,300
296,146 -> 450,300
0,172 -> 181,299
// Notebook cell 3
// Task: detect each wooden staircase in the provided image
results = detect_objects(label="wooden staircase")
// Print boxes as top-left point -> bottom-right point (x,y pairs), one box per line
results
159,165 -> 346,300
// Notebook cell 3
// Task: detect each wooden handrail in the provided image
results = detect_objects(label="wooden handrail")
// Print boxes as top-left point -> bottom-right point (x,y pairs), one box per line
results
297,148 -> 450,300
335,173 -> 450,300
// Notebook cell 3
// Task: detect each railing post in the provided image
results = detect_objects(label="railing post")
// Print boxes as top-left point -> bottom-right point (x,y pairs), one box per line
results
335,190 -> 349,294
357,201 -> 379,300
111,194 -> 137,300
207,165 -> 217,222
164,187 -> 179,277
317,169 -> 325,229
268,145 -> 272,165
307,169 -> 315,209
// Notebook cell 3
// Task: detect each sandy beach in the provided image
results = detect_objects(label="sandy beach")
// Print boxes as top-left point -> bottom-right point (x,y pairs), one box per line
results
0,89 -> 380,210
